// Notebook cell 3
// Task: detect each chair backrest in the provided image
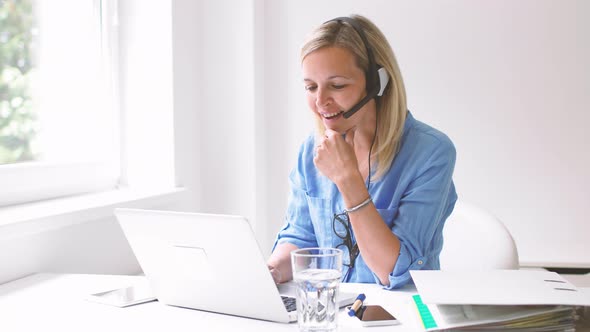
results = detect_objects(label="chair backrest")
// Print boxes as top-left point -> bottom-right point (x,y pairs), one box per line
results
440,200 -> 519,270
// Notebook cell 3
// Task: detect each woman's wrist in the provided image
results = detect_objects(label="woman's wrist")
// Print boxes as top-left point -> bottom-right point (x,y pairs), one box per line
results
336,172 -> 370,210
345,196 -> 372,213
334,167 -> 363,189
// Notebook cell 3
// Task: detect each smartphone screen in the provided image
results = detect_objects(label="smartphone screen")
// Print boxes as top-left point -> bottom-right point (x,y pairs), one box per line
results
356,305 -> 400,327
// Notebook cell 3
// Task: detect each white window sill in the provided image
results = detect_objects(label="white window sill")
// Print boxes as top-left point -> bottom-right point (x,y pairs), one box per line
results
0,187 -> 186,240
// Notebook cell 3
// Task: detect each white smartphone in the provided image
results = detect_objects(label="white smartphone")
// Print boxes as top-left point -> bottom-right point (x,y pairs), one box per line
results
86,284 -> 156,307
353,305 -> 400,327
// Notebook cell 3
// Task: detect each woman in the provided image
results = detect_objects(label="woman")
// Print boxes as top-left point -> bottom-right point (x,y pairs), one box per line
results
267,14 -> 457,289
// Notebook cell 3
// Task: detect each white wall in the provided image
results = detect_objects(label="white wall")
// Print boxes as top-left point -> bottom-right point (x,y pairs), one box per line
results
170,0 -> 271,248
0,216 -> 137,284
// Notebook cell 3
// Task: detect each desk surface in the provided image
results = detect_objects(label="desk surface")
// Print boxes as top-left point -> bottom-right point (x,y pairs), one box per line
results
2,273 -> 589,332
0,273 -> 422,332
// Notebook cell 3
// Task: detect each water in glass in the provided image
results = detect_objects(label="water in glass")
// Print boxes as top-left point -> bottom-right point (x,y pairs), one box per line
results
294,268 -> 341,332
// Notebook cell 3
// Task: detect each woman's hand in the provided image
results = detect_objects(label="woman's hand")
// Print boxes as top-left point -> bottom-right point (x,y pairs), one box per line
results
267,242 -> 298,284
268,265 -> 283,284
313,128 -> 360,186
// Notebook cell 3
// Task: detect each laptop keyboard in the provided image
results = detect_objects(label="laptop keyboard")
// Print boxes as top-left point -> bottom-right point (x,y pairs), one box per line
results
281,296 -> 297,312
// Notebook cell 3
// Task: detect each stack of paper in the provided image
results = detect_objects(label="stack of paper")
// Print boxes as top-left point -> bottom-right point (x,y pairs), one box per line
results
410,270 -> 589,331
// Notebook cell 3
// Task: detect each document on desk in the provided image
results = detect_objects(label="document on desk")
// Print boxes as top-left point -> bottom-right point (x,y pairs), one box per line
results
411,270 -> 589,306
409,270 -> 590,331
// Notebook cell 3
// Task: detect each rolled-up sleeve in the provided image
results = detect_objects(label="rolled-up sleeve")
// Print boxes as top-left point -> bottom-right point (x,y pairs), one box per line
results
374,242 -> 427,289
379,135 -> 457,290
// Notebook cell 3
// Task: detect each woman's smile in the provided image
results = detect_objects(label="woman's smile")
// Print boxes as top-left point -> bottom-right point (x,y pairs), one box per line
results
321,110 -> 344,120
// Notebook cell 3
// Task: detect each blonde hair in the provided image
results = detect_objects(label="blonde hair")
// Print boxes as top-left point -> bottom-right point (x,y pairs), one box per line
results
301,15 -> 407,180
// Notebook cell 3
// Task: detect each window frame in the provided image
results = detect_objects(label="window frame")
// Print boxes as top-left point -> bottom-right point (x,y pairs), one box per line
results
0,0 -> 121,207
0,0 -> 181,236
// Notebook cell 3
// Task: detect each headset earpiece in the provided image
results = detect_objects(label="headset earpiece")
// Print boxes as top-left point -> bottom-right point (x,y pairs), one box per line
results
377,67 -> 389,97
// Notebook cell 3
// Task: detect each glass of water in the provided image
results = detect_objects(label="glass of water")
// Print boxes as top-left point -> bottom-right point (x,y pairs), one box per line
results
291,248 -> 343,332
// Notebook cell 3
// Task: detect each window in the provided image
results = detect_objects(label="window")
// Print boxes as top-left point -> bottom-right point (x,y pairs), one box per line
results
0,0 -> 120,206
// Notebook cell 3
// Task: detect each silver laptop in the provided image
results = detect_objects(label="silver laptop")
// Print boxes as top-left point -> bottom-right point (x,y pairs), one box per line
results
114,208 -> 356,323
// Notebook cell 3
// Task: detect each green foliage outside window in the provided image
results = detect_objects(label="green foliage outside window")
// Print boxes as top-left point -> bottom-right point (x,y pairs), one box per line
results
0,0 -> 38,164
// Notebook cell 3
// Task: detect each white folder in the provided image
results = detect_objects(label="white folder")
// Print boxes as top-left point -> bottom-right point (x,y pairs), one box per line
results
410,270 -> 590,306
409,270 -> 590,331
410,269 -> 590,306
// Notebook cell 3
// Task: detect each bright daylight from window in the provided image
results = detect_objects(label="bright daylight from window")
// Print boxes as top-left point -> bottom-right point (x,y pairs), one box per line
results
0,0 -> 119,206
0,0 -> 37,164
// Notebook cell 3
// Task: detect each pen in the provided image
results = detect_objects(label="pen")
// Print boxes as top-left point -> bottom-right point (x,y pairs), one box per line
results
348,293 -> 366,317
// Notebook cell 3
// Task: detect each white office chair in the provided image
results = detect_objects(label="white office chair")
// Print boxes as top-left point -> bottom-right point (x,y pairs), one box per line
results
439,200 -> 519,270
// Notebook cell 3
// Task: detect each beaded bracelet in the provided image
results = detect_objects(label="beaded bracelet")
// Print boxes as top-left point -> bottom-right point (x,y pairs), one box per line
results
344,196 -> 372,213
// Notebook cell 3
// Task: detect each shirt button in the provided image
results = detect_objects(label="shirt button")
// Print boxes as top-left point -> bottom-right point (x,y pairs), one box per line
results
418,260 -> 424,265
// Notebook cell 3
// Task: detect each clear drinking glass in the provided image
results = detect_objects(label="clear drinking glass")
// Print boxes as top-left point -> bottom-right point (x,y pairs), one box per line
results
291,248 -> 343,332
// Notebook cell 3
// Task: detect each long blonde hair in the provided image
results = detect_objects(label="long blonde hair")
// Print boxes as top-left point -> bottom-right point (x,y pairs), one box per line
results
301,15 -> 407,181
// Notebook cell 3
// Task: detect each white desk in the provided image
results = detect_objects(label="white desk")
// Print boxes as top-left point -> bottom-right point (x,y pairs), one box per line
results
0,273 -> 422,332
3,273 -> 589,332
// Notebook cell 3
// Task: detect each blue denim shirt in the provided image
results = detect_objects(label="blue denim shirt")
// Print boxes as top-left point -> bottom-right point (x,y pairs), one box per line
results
273,112 -> 457,289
